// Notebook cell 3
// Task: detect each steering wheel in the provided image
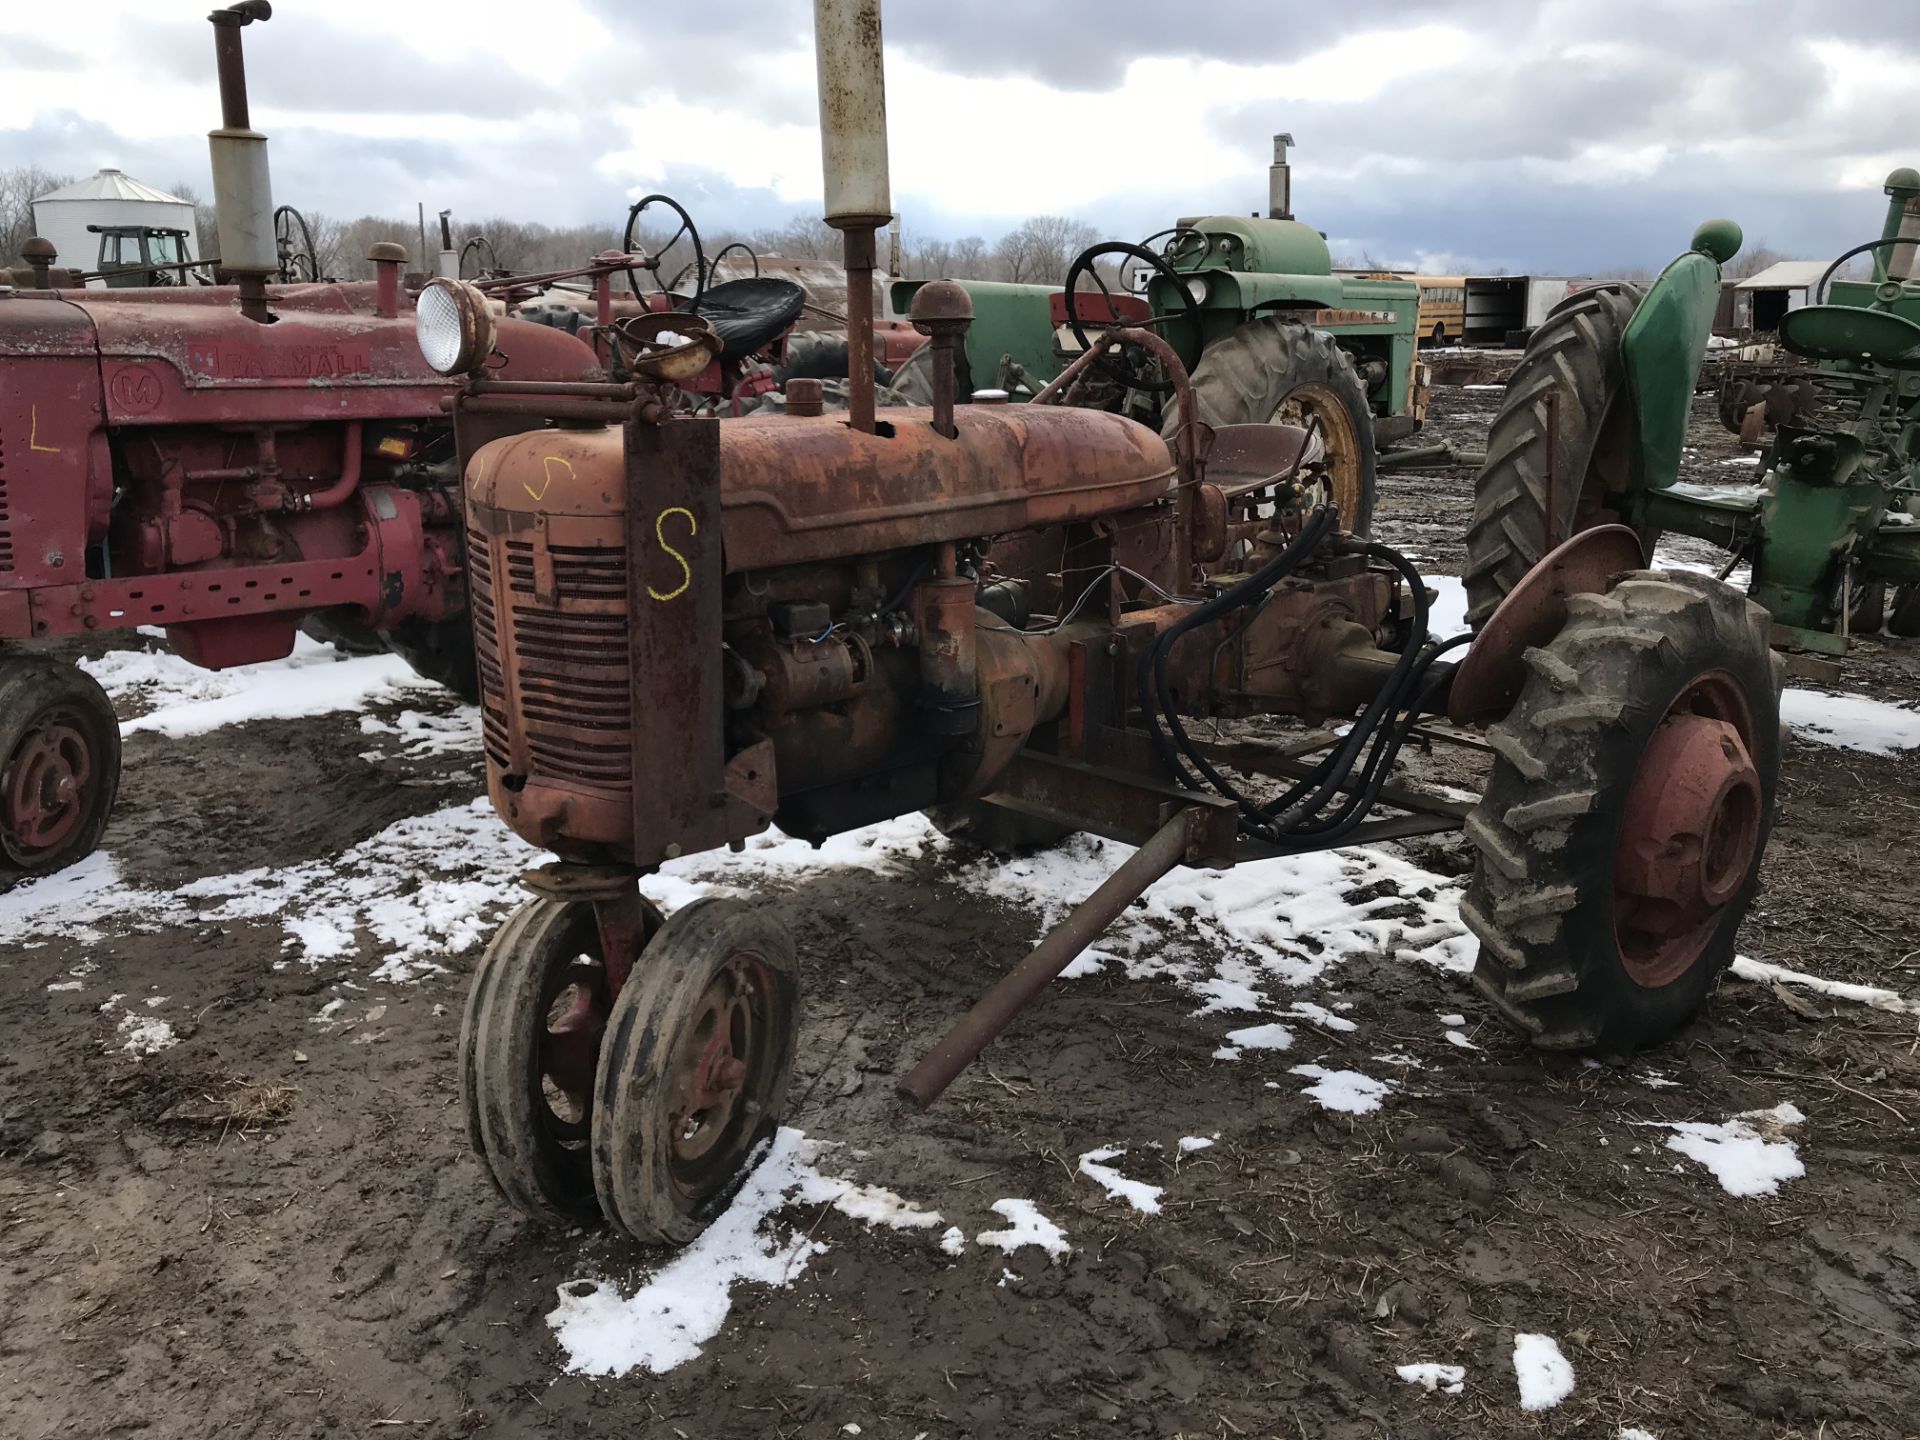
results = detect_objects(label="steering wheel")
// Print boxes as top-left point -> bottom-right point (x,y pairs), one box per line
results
273,205 -> 319,283
624,194 -> 706,312
459,235 -> 501,280
1061,240 -> 1203,395
1815,237 -> 1919,308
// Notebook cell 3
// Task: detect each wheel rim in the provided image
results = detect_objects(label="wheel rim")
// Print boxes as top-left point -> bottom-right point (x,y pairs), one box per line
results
1272,382 -> 1365,530
1613,671 -> 1763,987
2,713 -> 94,863
537,950 -> 609,1147
661,949 -> 787,1204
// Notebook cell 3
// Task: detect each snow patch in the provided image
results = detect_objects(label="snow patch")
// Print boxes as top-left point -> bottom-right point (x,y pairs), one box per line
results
1730,955 -> 1918,1015
1290,1065 -> 1390,1115
1223,1022 -> 1295,1051
117,1014 -> 177,1057
1648,1103 -> 1806,1197
1288,1000 -> 1358,1032
1077,1146 -> 1164,1214
939,1226 -> 966,1256
1780,688 -> 1920,754
547,1129 -> 938,1377
975,1198 -> 1070,1258
90,638 -> 437,740
1513,1332 -> 1575,1410
1177,1134 -> 1217,1154
1396,1362 -> 1465,1394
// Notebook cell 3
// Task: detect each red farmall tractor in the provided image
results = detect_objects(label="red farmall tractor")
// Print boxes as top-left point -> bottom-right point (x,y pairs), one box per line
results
0,5 -> 698,881
443,0 -> 1784,1246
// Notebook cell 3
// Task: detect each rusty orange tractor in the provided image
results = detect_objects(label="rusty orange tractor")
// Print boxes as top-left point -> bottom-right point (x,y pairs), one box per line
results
433,0 -> 1783,1247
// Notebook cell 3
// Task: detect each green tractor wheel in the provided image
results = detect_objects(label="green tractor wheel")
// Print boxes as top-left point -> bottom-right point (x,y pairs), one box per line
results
1462,284 -> 1654,627
1164,318 -> 1377,537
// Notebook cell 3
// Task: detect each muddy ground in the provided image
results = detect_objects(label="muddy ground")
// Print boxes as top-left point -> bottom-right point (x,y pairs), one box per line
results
2,388 -> 1918,1440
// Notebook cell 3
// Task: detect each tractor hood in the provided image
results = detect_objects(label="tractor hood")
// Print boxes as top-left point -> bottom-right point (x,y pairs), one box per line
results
468,403 -> 1176,572
0,290 -> 602,428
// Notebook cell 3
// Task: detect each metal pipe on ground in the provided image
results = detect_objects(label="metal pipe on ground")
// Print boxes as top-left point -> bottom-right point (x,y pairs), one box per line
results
898,808 -> 1198,1108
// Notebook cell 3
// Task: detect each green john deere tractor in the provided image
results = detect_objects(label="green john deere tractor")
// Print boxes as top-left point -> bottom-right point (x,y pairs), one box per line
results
1466,169 -> 1920,652
892,140 -> 1422,537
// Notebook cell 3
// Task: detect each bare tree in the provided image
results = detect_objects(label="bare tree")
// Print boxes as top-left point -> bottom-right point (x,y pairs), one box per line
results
0,164 -> 76,267
950,235 -> 989,280
1724,239 -> 1785,282
752,214 -> 843,261
166,180 -> 221,259
992,215 -> 1100,285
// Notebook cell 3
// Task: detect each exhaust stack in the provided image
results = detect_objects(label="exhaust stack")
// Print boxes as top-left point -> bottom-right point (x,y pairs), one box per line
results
207,1 -> 276,322
1267,133 -> 1294,221
813,0 -> 891,434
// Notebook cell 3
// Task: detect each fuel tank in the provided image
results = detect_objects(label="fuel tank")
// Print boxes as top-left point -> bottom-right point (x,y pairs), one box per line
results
465,403 -> 1176,568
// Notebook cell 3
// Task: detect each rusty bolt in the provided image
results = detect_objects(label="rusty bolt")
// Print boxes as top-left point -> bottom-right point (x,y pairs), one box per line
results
786,378 -> 825,417
908,279 -> 973,336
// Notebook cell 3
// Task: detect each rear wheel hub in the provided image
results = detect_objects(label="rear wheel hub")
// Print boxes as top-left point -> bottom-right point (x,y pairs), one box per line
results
3,719 -> 93,861
1614,674 -> 1762,987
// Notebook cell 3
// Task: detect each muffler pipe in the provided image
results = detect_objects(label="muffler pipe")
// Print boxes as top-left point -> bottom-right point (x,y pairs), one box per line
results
813,0 -> 892,435
207,2 -> 276,323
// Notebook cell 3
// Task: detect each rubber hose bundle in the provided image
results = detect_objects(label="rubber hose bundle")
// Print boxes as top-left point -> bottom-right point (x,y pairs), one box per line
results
1136,520 -> 1468,852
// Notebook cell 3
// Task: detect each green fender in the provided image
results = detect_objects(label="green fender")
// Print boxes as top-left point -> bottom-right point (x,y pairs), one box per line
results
1620,218 -> 1743,490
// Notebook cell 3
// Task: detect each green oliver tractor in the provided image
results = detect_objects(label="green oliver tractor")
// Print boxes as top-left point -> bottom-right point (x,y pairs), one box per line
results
892,215 -> 1422,539
1466,170 -> 1920,651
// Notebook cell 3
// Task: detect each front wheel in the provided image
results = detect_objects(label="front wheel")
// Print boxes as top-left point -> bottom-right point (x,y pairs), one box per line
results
591,897 -> 801,1245
0,656 -> 121,881
1462,570 -> 1780,1055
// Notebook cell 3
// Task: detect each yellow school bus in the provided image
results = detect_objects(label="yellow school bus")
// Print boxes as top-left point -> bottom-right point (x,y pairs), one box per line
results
1415,277 -> 1467,345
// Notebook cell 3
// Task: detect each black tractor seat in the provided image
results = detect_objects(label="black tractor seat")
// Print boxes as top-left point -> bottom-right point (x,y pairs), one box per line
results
694,277 -> 806,364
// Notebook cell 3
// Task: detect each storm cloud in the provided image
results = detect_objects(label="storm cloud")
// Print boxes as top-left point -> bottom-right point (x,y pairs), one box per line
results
2,0 -> 1916,274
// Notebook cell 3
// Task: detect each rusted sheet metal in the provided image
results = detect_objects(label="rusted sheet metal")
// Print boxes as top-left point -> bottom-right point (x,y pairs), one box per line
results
623,419 -> 775,867
0,300 -> 105,587
69,302 -> 598,425
1046,290 -> 1149,328
476,404 -> 1175,573
1449,525 -> 1645,725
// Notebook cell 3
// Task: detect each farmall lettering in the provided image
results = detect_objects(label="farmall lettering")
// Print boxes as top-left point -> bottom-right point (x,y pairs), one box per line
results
185,341 -> 374,381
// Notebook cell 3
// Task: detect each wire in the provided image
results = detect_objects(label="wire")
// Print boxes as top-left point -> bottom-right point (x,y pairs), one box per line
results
1135,520 -> 1471,851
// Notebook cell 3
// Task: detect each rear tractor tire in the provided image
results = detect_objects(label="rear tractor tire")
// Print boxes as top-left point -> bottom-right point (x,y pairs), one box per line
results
1462,570 -> 1781,1056
1164,318 -> 1378,537
0,655 -> 121,882
1462,284 -> 1652,628
384,617 -> 480,703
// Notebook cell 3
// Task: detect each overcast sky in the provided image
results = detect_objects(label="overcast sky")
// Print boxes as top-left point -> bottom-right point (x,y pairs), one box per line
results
4,1 -> 1917,274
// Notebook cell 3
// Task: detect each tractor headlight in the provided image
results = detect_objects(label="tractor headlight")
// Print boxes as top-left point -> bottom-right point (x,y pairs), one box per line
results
416,278 -> 496,376
1184,276 -> 1209,304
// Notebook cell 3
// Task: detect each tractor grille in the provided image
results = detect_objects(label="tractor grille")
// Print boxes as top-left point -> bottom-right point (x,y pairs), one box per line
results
471,529 -> 633,791
467,536 -> 510,770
